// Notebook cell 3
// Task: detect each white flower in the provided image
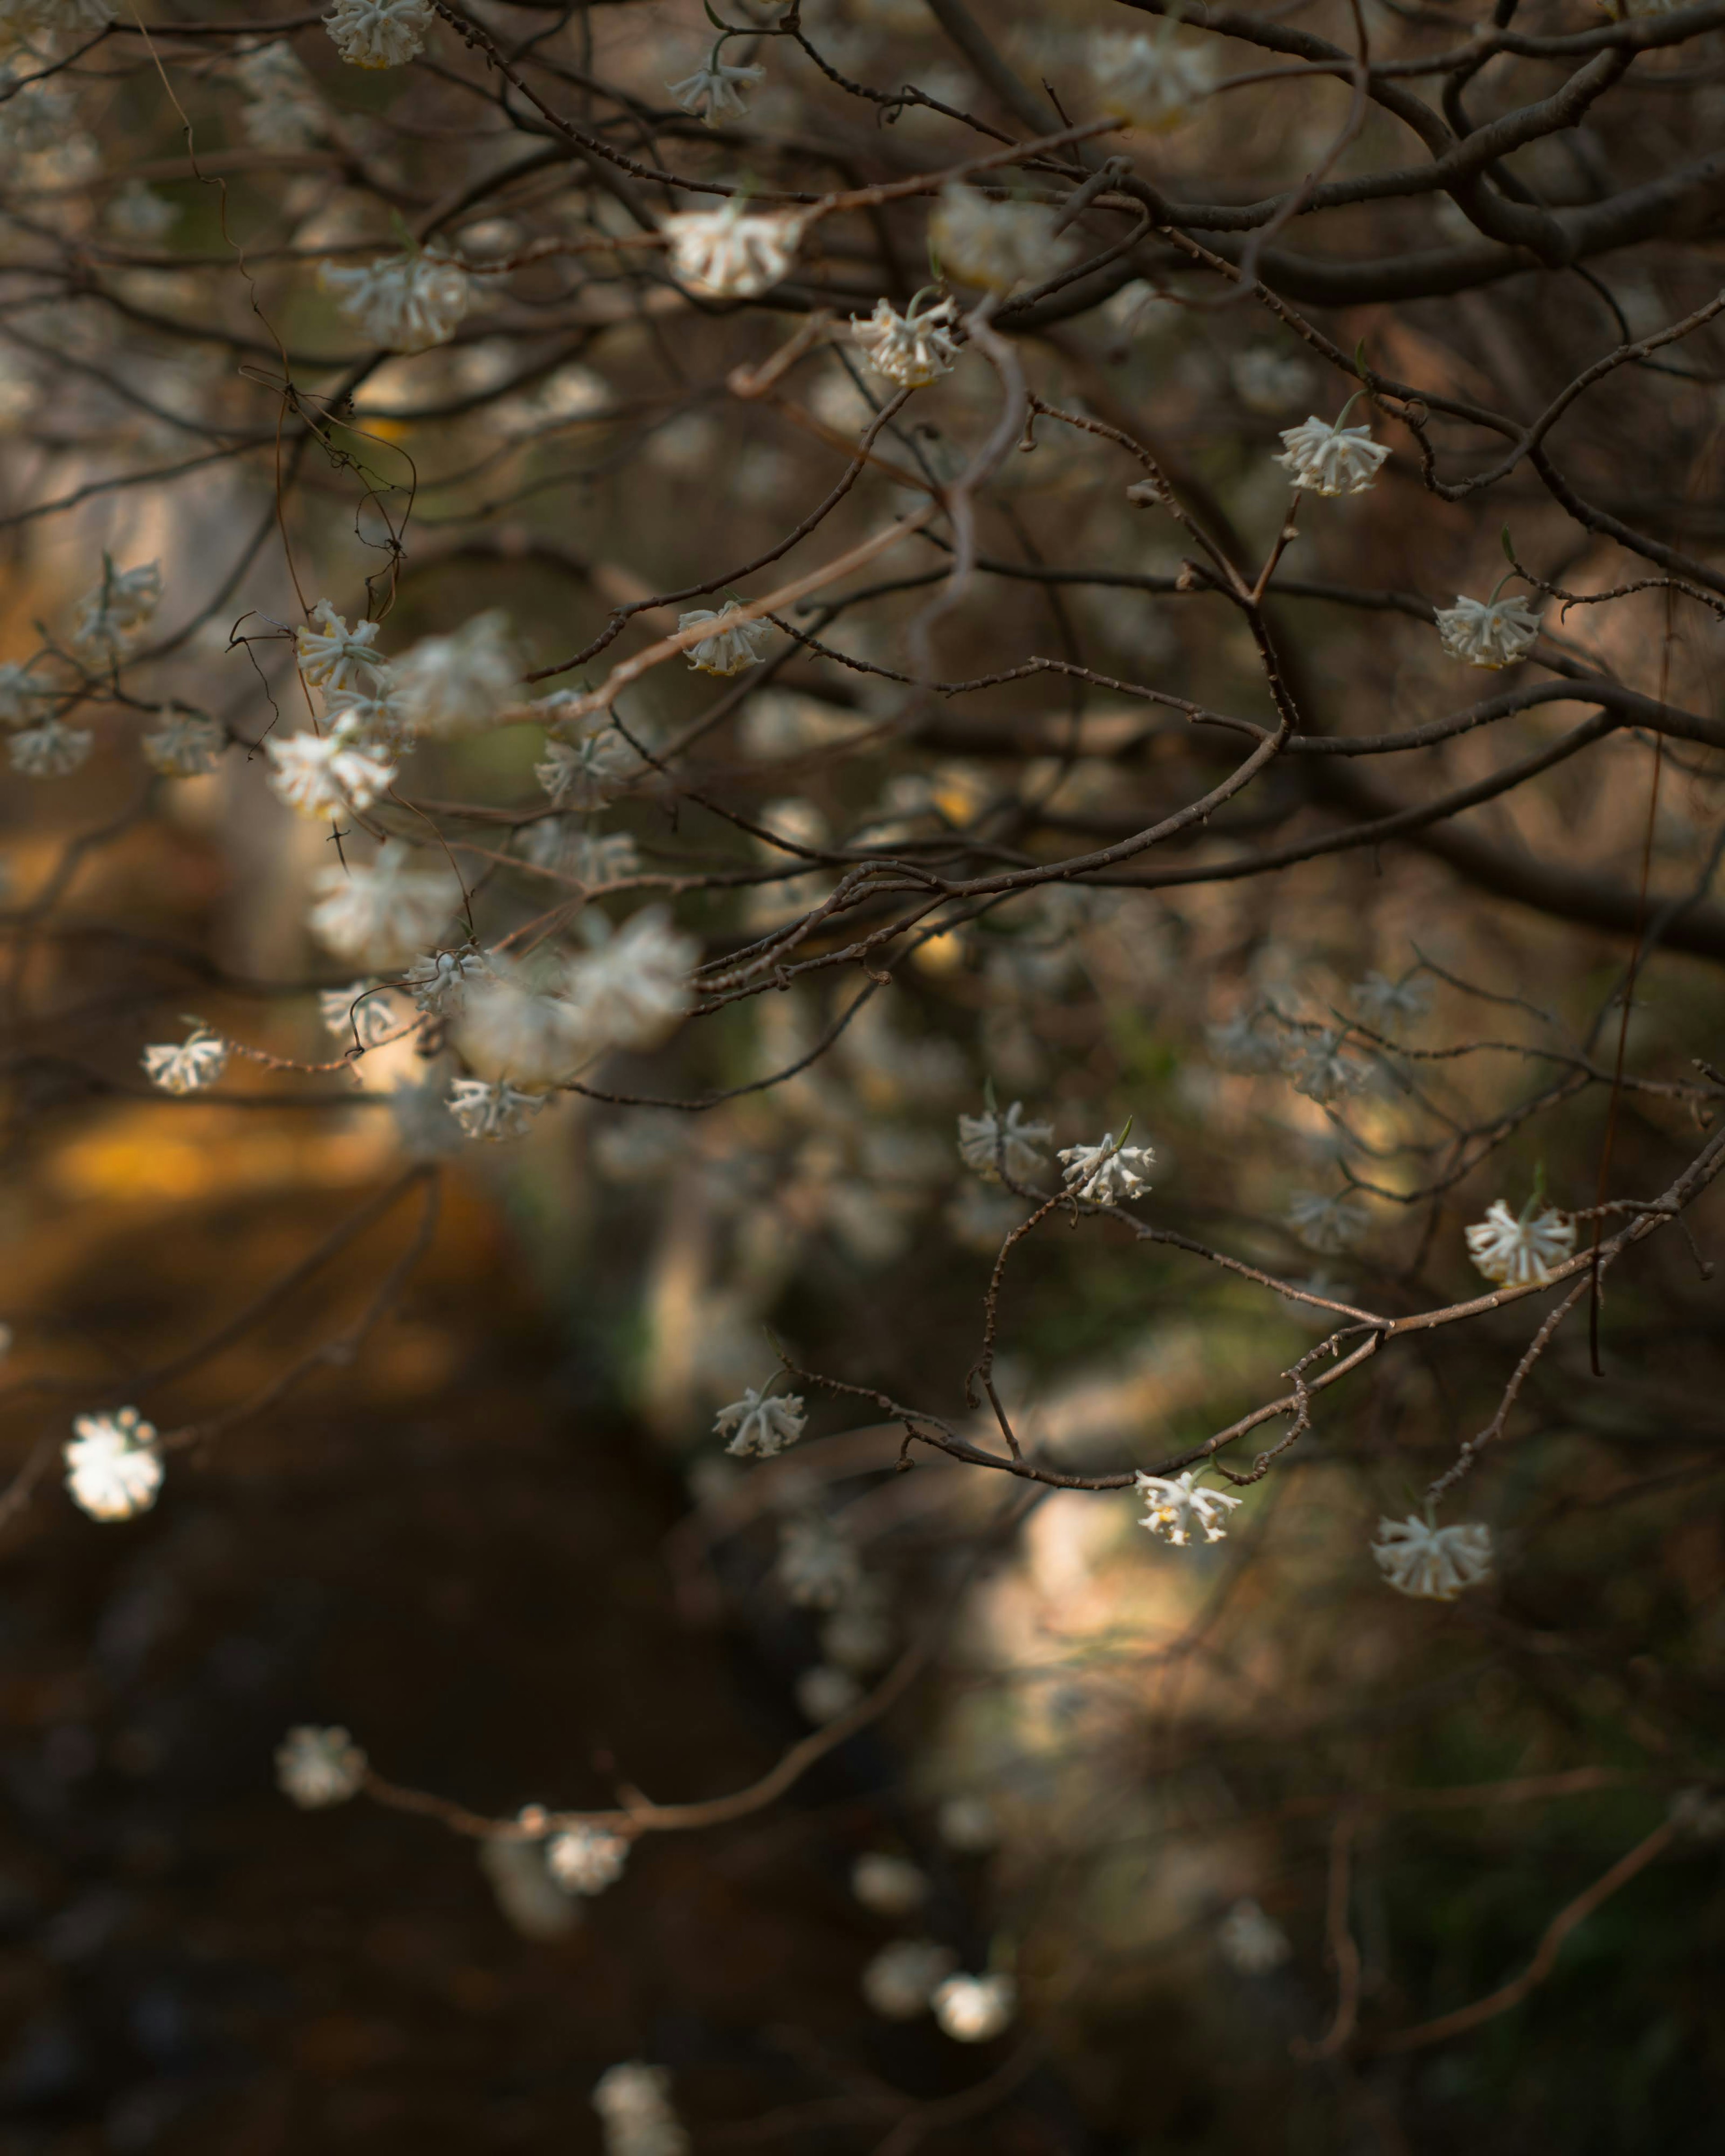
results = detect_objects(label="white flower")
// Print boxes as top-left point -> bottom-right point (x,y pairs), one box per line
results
667,50 -> 765,124
322,0 -> 431,69
265,727 -> 397,818
308,840 -> 462,968
0,661 -> 48,729
862,1939 -> 956,2020
852,295 -> 961,389
1279,1025 -> 1367,1104
447,1076 -> 548,1141
928,185 -> 1075,295
296,601 -> 389,696
322,679 -> 412,755
852,1853 -> 928,1917
932,1972 -> 1016,2043
1435,591 -> 1543,669
777,1514 -> 861,1610
1207,1006 -> 1283,1074
546,1824 -> 630,1896
534,720 -> 642,809
320,244 -> 472,352
402,947 -> 483,1017
1134,1467 -> 1243,1547
662,201 -> 805,300
562,906 -> 698,1052
1217,1897 -> 1291,1975
715,1383 -> 806,1458
392,610 -> 520,737
142,1020 -> 228,1095
1057,1130 -> 1154,1206
1464,1198 -> 1576,1287
275,1724 -> 367,1807
1350,970 -> 1431,1033
592,2063 -> 689,2156
9,719 -> 92,778
318,980 -> 402,1049
1274,413 -> 1390,497
236,40 -> 327,151
1371,1514 -> 1493,1600
516,819 -> 640,883
796,1664 -> 862,1723
72,558 -> 161,662
1231,347 -> 1312,415
1091,28 -> 1216,133
936,1795 -> 999,1852
142,708 -> 226,778
1287,1188 -> 1368,1254
453,961 -> 585,1087
957,1100 -> 1051,1183
63,1407 -> 163,1522
106,179 -> 178,243
677,601 -> 771,677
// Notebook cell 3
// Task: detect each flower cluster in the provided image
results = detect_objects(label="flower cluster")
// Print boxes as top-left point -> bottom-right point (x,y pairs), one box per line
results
275,1725 -> 367,1807
715,1383 -> 806,1458
63,1407 -> 163,1522
957,1099 -> 1051,1183
323,0 -> 431,69
1135,1469 -> 1242,1547
1436,591 -> 1543,668
1275,413 -> 1390,496
1464,1199 -> 1576,1286
546,1824 -> 630,1895
73,557 -> 162,663
667,47 -> 764,124
236,40 -> 327,150
852,295 -> 962,389
928,186 -> 1075,294
663,203 -> 804,300
677,601 -> 773,677
142,1020 -> 228,1095
1371,1514 -> 1493,1600
1091,28 -> 1217,133
1058,1130 -> 1154,1206
308,841 -> 463,968
319,246 -> 473,352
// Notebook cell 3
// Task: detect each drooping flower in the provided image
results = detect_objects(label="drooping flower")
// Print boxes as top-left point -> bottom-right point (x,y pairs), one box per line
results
1278,1025 -> 1367,1103
72,558 -> 161,662
295,601 -> 389,695
852,1852 -> 929,1917
236,39 -> 327,151
63,1407 -> 163,1522
1057,1130 -> 1154,1206
1287,1188 -> 1368,1254
777,1514 -> 861,1610
666,48 -> 765,124
796,1663 -> 862,1723
957,1100 -> 1052,1183
318,980 -> 403,1049
1350,970 -> 1432,1033
447,1076 -> 548,1141
1435,591 -> 1543,669
1464,1198 -> 1576,1287
9,719 -> 93,778
392,610 -> 520,737
1216,1897 -> 1291,1975
320,244 -> 472,352
677,600 -> 771,677
715,1383 -> 806,1459
1274,413 -> 1389,496
562,906 -> 698,1052
265,726 -> 397,819
1371,1514 -> 1493,1600
862,1939 -> 957,2020
928,185 -> 1075,295
307,840 -> 463,968
321,679 -> 411,756
402,947 -> 484,1017
453,960 -> 585,1087
546,1824 -> 630,1896
275,1724 -> 367,1807
142,707 -> 226,778
592,2062 -> 690,2156
1090,27 -> 1217,133
662,201 -> 804,300
534,719 -> 642,809
1134,1467 -> 1243,1547
932,1971 -> 1016,2043
142,1020 -> 228,1095
852,294 -> 961,389
322,0 -> 431,69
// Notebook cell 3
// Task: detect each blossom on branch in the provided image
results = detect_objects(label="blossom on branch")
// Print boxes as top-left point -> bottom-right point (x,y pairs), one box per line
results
72,558 -> 161,662
1435,591 -> 1543,669
1287,1188 -> 1368,1254
852,295 -> 961,388
1091,28 -> 1217,133
562,907 -> 698,1052
662,202 -> 804,299
275,1725 -> 367,1807
667,49 -> 765,124
1371,1514 -> 1493,1600
319,245 -> 473,352
928,185 -> 1075,294
677,601 -> 772,677
265,727 -> 398,819
308,841 -> 463,968
957,1099 -> 1052,1183
64,1407 -> 162,1522
142,1020 -> 228,1095
862,1939 -> 956,2019
296,601 -> 389,695
1464,1198 -> 1576,1286
1274,413 -> 1389,496
318,980 -> 401,1049
592,2063 -> 689,2156
9,719 -> 92,778
715,1384 -> 805,1458
1134,1468 -> 1242,1547
393,610 -> 521,737
447,1076 -> 548,1142
547,1824 -> 629,1895
932,1971 -> 1016,2043
1057,1130 -> 1154,1206
322,0 -> 431,69
142,708 -> 226,778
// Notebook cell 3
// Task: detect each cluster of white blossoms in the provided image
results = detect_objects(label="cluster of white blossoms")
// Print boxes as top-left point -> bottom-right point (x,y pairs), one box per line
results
1371,1514 -> 1494,1600
534,711 -> 641,809
322,0 -> 431,69
592,2063 -> 690,2156
1435,590 -> 1543,669
1280,1025 -> 1367,1105
265,720 -> 397,819
546,1823 -> 630,1895
296,599 -> 386,694
447,1076 -> 546,1142
275,1724 -> 367,1807
928,185 -> 1075,294
1287,1188 -> 1369,1255
852,1852 -> 929,1917
677,601 -> 773,677
73,557 -> 162,665
320,978 -> 405,1048
1090,27 -> 1218,133
63,1407 -> 164,1522
777,1513 -> 862,1610
1351,969 -> 1432,1034
1465,1198 -> 1576,1286
142,707 -> 227,779
957,1099 -> 1051,1184
714,1382 -> 806,1458
9,710 -> 92,779
862,1938 -> 957,2019
391,610 -> 520,736
236,40 -> 327,151
319,244 -> 473,352
142,1019 -> 229,1096
666,42 -> 764,123
1275,412 -> 1390,496
308,840 -> 462,968
933,1971 -> 1017,2044
662,201 -> 804,300
1058,1129 -> 1154,1206
1135,1468 -> 1243,1547
852,294 -> 962,389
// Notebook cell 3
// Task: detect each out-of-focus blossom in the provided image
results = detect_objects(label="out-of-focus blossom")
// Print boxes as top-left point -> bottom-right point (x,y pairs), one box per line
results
678,601 -> 772,677
237,39 -> 328,150
546,1824 -> 630,1895
275,1724 -> 367,1807
1350,970 -> 1432,1033
64,1407 -> 162,1522
852,1853 -> 929,1917
1058,1130 -> 1154,1206
107,179 -> 179,242
1464,1199 -> 1576,1286
1287,1188 -> 1368,1254
323,0 -> 431,69
1275,412 -> 1389,496
957,1100 -> 1051,1183
308,841 -> 463,968
715,1383 -> 806,1458
562,907 -> 697,1052
795,1663 -> 862,1723
929,185 -> 1075,293
862,1938 -> 956,2019
142,708 -> 226,777
1090,27 -> 1216,132
142,1020 -> 228,1095
853,295 -> 962,388
1231,346 -> 1312,415
1279,1026 -> 1367,1103
777,1514 -> 861,1610
393,611 -> 521,737
592,2062 -> 689,2156
1371,1515 -> 1493,1600
937,1795 -> 1000,1852
447,1076 -> 548,1141
932,1971 -> 1016,2042
320,245 -> 473,352
72,558 -> 161,663
453,960 -> 585,1087
1208,1005 -> 1283,1074
663,203 -> 804,299
265,726 -> 397,818
318,980 -> 403,1049
1217,1896 -> 1291,1974
9,719 -> 92,778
